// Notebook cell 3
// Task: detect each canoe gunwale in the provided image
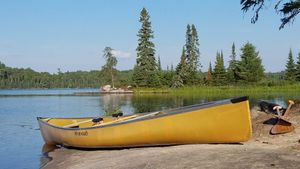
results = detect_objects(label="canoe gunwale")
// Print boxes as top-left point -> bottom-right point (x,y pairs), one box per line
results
37,96 -> 249,131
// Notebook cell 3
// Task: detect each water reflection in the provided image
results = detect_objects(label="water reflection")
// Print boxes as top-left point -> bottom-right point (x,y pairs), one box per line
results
131,95 -> 207,113
98,94 -> 300,115
99,94 -> 134,116
98,94 -> 241,114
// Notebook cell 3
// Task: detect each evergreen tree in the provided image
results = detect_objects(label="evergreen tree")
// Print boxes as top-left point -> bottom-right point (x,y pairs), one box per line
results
227,43 -> 239,83
157,55 -> 162,71
190,24 -> 200,72
132,65 -> 146,87
0,61 -> 6,80
176,24 -> 200,85
237,42 -> 265,82
101,47 -> 117,88
172,74 -> 184,88
285,49 -> 296,81
206,62 -> 213,85
188,24 -> 201,85
175,47 -> 189,84
186,24 -> 201,84
132,8 -> 159,87
213,51 -> 227,85
296,51 -> 300,81
185,24 -> 192,65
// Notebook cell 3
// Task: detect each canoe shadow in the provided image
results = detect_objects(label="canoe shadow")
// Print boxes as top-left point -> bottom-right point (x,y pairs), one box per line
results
63,143 -> 244,151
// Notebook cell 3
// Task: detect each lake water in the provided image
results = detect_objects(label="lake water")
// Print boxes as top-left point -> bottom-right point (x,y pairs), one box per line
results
0,89 -> 297,169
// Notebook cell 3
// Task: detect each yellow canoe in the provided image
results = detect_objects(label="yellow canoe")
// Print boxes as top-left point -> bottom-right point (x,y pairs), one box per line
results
37,96 -> 252,148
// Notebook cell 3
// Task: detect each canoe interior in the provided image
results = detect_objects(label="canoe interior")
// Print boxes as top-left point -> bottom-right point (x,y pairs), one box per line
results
43,116 -> 123,128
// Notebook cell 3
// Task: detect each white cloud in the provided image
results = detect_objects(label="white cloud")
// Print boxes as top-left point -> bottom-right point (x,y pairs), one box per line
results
111,50 -> 131,58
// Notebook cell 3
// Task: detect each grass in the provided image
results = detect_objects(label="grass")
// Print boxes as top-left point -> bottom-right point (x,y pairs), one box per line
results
133,84 -> 300,98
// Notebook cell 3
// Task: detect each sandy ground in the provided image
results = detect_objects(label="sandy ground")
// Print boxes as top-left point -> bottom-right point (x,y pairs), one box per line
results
42,107 -> 300,169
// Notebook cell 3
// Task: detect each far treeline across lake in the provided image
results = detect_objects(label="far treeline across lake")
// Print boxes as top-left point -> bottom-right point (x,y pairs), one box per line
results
1,8 -> 300,90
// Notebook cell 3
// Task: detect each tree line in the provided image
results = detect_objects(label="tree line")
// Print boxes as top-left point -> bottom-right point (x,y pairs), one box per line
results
0,7 -> 299,89
0,61 -> 131,89
0,63 -> 101,88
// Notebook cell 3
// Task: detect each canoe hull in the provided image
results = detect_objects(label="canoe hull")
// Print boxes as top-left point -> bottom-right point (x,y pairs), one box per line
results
38,97 -> 252,148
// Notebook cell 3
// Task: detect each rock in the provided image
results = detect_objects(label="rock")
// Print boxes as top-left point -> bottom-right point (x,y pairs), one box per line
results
101,85 -> 111,92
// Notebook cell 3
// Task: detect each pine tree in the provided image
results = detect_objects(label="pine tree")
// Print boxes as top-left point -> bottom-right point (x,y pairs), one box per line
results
132,8 -> 160,87
227,42 -> 239,83
285,49 -> 296,81
296,51 -> 300,81
213,51 -> 227,85
237,43 -> 264,82
101,47 -> 117,88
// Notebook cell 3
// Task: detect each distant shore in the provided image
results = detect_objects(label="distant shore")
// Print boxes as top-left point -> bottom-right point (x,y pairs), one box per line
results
1,84 -> 300,97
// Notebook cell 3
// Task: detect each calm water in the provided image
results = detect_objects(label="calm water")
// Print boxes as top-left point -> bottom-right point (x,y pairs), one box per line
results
0,89 -> 297,169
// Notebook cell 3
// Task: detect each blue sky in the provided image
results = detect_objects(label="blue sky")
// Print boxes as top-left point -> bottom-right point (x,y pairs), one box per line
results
0,0 -> 299,73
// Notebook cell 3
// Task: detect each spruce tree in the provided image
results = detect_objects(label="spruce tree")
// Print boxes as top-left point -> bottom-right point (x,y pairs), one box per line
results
213,51 -> 227,85
206,62 -> 213,85
296,51 -> 300,81
190,24 -> 200,72
173,24 -> 201,86
188,24 -> 201,85
175,47 -> 189,84
182,24 -> 201,85
157,55 -> 162,71
227,43 -> 239,83
237,43 -> 264,82
132,8 -> 159,87
285,49 -> 296,81
185,24 -> 192,65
